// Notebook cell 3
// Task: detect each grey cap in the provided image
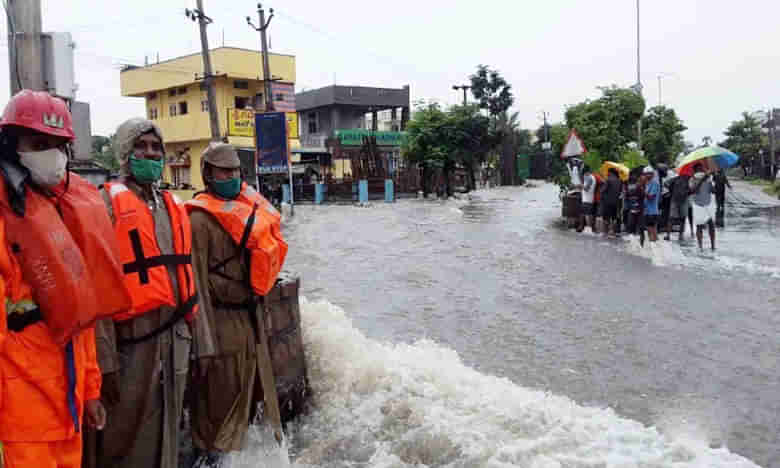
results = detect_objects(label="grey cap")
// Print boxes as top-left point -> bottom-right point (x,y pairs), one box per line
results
113,118 -> 165,176
202,142 -> 240,169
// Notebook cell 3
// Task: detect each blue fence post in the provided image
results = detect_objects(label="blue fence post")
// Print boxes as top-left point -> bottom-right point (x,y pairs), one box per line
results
359,180 -> 368,203
384,179 -> 394,202
282,184 -> 291,204
315,183 -> 325,204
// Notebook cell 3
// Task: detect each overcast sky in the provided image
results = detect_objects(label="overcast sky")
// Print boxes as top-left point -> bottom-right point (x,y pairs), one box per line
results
1,0 -> 777,145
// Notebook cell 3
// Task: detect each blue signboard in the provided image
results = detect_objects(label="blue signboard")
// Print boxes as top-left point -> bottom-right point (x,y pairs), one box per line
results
256,112 -> 289,174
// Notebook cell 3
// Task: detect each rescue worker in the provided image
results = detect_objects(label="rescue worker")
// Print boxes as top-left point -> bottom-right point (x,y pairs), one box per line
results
185,143 -> 288,465
0,90 -> 132,468
95,118 -> 215,468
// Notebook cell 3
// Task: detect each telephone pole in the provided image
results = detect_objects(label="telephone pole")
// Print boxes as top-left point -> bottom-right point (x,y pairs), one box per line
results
247,4 -> 274,112
452,84 -> 471,106
186,1 -> 221,140
6,0 -> 44,95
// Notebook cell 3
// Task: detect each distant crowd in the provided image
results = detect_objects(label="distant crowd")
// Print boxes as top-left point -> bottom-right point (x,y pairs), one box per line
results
567,159 -> 731,251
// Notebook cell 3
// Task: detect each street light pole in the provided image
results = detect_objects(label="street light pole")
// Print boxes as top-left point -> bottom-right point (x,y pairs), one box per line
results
452,85 -> 470,106
636,0 -> 642,151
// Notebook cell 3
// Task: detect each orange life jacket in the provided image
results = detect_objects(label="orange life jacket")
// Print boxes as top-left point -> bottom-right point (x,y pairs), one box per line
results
185,183 -> 288,296
104,182 -> 198,324
0,174 -> 131,346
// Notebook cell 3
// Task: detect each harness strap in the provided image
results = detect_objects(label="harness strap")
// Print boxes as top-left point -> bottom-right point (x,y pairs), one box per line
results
208,202 -> 259,280
122,228 -> 192,284
7,307 -> 43,332
118,293 -> 199,346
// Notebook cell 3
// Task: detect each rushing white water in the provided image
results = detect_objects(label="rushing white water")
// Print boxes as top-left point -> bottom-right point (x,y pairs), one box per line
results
225,297 -> 761,468
623,235 -> 780,278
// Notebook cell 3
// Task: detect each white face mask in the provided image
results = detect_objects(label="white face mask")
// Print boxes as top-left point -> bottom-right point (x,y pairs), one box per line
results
18,148 -> 68,187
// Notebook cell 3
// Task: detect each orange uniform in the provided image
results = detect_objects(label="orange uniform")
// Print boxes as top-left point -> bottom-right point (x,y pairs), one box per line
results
0,191 -> 102,468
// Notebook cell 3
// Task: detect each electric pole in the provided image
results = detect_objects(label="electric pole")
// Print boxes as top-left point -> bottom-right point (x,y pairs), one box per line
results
636,0 -> 642,152
186,1 -> 221,141
247,4 -> 274,112
452,85 -> 471,106
770,108 -> 777,180
6,0 -> 44,95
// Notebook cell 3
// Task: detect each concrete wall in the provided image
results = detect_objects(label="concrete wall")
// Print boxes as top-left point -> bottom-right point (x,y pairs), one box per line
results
120,47 -> 295,97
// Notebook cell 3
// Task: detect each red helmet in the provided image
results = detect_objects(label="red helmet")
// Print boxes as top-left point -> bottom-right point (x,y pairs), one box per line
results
0,90 -> 74,141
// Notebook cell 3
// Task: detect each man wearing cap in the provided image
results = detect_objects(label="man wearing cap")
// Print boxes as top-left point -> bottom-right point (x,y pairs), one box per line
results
0,90 -> 132,468
639,165 -> 660,246
95,118 -> 215,468
185,142 -> 287,464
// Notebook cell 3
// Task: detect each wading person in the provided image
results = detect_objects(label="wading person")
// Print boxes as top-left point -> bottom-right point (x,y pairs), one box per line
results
96,118 -> 215,468
640,166 -> 660,247
599,168 -> 622,237
689,163 -> 716,250
624,171 -> 644,235
0,90 -> 132,467
577,166 -> 597,233
185,143 -> 288,466
664,173 -> 693,242
713,169 -> 731,227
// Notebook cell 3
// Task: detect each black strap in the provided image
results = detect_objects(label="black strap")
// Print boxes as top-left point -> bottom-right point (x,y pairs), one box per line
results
123,229 -> 192,284
208,202 -> 259,278
7,307 -> 43,332
118,293 -> 199,346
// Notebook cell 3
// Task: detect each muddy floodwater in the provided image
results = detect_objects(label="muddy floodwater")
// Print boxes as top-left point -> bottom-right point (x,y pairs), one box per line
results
258,181 -> 778,468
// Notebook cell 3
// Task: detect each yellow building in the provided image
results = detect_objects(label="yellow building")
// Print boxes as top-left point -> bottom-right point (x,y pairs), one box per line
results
120,47 -> 297,195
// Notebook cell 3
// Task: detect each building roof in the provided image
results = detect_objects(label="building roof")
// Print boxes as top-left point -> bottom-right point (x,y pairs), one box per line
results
295,85 -> 410,112
120,47 -> 296,97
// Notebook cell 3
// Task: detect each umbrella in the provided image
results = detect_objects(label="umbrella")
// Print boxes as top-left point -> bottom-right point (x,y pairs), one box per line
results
600,161 -> 630,181
676,146 -> 739,176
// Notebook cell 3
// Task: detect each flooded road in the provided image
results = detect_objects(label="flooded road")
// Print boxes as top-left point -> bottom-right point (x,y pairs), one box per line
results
279,181 -> 778,468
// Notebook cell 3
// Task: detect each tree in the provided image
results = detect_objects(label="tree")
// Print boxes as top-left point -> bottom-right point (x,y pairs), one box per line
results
450,104 -> 492,191
640,105 -> 687,166
720,112 -> 763,175
91,135 -> 119,172
564,86 -> 645,161
469,65 -> 514,118
536,123 -> 572,188
402,103 -> 452,196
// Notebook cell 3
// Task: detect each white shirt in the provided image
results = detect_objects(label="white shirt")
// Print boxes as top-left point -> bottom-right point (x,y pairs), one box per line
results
582,174 -> 596,203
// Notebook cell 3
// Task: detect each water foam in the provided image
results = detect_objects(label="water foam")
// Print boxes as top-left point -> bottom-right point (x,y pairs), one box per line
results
623,235 -> 780,278
282,298 -> 760,467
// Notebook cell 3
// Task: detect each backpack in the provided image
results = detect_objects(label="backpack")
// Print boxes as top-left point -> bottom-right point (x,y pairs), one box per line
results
672,176 -> 690,203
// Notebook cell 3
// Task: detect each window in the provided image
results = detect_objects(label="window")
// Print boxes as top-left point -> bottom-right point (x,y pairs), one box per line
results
254,93 -> 263,109
177,87 -> 187,95
275,93 -> 284,102
148,107 -> 158,120
307,112 -> 318,134
169,104 -> 177,117
233,80 -> 249,90
178,101 -> 188,115
201,100 -> 209,112
235,96 -> 249,109
168,89 -> 177,97
147,92 -> 157,100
